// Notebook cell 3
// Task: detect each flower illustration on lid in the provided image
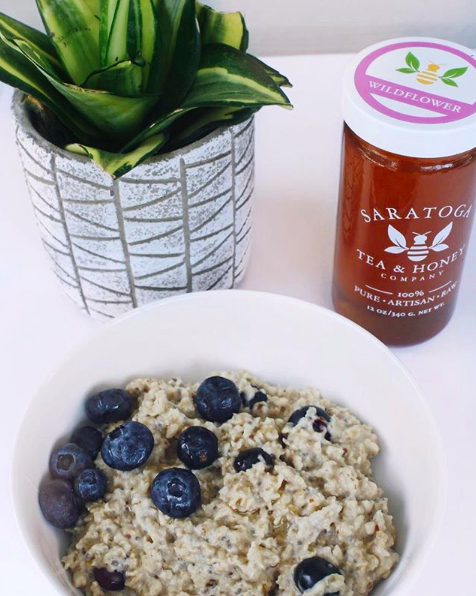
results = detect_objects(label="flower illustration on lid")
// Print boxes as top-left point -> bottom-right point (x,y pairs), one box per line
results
396,52 -> 468,87
385,223 -> 453,262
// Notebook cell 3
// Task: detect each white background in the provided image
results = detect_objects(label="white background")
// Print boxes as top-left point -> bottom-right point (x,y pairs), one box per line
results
0,52 -> 475,594
2,0 -> 476,54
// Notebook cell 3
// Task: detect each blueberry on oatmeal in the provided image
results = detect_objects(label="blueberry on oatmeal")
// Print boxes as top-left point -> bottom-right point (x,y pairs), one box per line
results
234,448 -> 274,472
71,426 -> 103,459
86,388 -> 133,424
294,557 -> 342,594
177,426 -> 219,470
150,468 -> 201,518
101,421 -> 154,471
39,479 -> 80,529
289,405 -> 332,441
248,389 -> 268,409
73,468 -> 107,503
94,568 -> 125,591
49,443 -> 93,481
195,376 -> 241,422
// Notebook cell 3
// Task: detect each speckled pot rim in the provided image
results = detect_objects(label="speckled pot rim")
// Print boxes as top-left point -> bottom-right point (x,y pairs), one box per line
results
12,90 -> 248,171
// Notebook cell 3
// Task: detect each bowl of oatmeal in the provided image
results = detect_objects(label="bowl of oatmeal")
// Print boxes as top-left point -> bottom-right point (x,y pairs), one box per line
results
13,291 -> 446,596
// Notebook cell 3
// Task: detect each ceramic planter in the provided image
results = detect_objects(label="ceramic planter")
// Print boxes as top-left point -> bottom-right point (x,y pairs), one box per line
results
12,92 -> 254,319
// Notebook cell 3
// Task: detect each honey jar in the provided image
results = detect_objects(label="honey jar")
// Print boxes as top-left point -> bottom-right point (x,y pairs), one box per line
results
333,38 -> 476,346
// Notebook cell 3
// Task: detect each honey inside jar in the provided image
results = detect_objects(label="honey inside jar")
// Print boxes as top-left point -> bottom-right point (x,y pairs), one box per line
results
333,125 -> 476,346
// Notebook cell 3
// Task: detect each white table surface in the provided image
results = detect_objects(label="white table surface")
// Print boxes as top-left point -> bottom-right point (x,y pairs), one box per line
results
0,54 -> 475,593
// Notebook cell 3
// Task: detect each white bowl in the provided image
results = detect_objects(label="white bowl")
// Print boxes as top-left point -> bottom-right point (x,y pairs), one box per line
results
13,290 -> 446,596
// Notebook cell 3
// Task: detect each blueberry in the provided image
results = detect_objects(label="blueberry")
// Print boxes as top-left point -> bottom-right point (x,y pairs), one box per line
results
49,443 -> 93,480
234,448 -> 274,472
150,468 -> 201,518
248,390 -> 268,409
73,468 -> 107,503
101,421 -> 154,471
289,406 -> 332,441
39,479 -> 80,529
289,405 -> 331,425
294,557 -> 342,594
177,427 -> 219,470
86,389 -> 133,424
195,376 -> 241,423
94,568 -> 125,591
71,426 -> 103,459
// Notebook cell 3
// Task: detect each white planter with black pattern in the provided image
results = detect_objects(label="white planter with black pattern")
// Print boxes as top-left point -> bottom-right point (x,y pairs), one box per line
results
12,92 -> 254,319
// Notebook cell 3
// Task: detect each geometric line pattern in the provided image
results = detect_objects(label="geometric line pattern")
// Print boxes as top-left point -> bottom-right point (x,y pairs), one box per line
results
13,92 -> 254,320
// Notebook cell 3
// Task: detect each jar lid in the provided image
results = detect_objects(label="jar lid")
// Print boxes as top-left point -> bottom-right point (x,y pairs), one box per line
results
343,37 -> 476,158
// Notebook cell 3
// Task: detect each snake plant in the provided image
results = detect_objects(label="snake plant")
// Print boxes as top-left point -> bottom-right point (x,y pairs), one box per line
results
0,1 -> 292,178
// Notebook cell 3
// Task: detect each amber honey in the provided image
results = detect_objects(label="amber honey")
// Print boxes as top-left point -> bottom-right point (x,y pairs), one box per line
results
333,125 -> 476,345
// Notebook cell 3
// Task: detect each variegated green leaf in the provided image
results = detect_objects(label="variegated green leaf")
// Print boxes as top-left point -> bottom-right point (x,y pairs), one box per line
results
181,44 -> 292,110
99,0 -> 120,64
124,109 -> 183,149
247,54 -> 293,88
124,43 -> 291,150
0,31 -> 100,144
0,11 -> 64,75
151,0 -> 200,106
196,2 -> 248,51
83,58 -> 145,96
66,130 -> 168,178
36,0 -> 101,85
166,106 -> 256,151
99,0 -> 119,66
7,35 -> 158,144
103,0 -> 160,89
104,0 -> 130,65
128,0 -> 160,89
127,0 -> 148,58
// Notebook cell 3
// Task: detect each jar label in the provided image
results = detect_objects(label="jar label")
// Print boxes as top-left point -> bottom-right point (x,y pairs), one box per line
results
355,41 -> 476,124
352,201 -> 474,319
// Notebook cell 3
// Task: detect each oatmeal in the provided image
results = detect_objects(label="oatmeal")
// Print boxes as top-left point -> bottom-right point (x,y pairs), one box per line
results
62,372 -> 398,595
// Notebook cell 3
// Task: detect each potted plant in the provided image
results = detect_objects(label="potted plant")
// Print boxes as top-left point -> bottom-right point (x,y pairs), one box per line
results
0,1 -> 292,318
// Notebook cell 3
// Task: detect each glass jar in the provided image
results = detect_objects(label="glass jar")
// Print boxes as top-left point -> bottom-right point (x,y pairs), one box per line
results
333,38 -> 476,346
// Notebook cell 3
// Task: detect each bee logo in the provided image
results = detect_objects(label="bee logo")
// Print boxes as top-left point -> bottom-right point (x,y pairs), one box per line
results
416,62 -> 441,85
385,223 -> 453,262
396,52 -> 468,88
